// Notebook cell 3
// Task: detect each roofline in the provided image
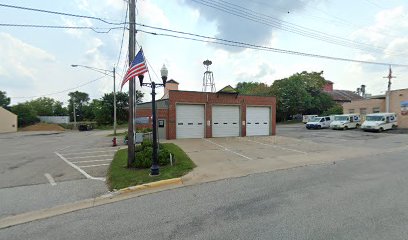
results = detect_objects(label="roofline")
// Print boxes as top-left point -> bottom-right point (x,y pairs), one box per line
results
169,90 -> 276,98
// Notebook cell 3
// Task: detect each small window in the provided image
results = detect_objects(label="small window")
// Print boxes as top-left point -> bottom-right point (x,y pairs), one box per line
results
178,123 -> 183,125
372,107 -> 380,113
232,123 -> 237,124
223,123 -> 228,125
360,108 -> 367,115
158,120 -> 165,128
264,122 -> 267,124
255,122 -> 259,124
197,123 -> 203,125
188,123 -> 193,125
247,122 -> 251,125
320,118 -> 325,122
325,117 -> 330,121
214,123 -> 219,125
349,109 -> 355,114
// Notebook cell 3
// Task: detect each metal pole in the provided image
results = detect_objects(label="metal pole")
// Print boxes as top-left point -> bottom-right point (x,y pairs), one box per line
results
151,82 -> 159,175
73,97 -> 77,129
127,0 -> 136,167
113,67 -> 117,136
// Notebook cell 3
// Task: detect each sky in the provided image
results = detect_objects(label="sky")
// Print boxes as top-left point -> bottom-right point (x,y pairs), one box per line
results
1,0 -> 408,105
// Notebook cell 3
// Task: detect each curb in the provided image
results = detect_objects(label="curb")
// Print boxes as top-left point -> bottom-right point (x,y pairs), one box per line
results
0,178 -> 183,230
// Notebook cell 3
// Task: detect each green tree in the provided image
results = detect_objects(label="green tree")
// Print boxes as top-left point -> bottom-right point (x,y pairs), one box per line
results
28,97 -> 67,116
68,91 -> 90,122
0,91 -> 11,109
11,103 -> 39,127
322,104 -> 343,116
236,82 -> 261,94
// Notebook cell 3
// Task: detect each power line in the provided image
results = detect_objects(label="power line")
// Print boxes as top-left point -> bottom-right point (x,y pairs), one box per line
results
0,23 -> 124,33
136,27 -> 408,67
191,0 -> 398,55
115,2 -> 129,68
0,3 -> 124,25
11,75 -> 107,99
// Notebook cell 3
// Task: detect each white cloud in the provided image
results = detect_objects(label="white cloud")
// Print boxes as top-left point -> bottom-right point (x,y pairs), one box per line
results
139,0 -> 171,27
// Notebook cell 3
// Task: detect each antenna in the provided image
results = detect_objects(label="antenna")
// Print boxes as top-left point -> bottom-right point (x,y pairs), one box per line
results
202,59 -> 216,92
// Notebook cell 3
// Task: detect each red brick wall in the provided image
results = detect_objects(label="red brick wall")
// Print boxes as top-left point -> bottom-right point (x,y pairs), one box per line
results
168,91 -> 276,139
135,91 -> 277,139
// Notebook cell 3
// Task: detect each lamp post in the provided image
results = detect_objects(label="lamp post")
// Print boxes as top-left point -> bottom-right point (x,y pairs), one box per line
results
138,64 -> 168,176
71,64 -> 117,135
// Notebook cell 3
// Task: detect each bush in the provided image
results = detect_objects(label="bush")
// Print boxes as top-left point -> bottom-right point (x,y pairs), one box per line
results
132,140 -> 172,168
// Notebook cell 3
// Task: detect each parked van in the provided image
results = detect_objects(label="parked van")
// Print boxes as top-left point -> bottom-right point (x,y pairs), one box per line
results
361,113 -> 398,132
306,116 -> 334,129
330,114 -> 361,130
302,115 -> 318,124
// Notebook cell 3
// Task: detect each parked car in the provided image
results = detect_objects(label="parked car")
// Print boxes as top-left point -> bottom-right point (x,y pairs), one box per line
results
330,114 -> 361,130
361,113 -> 398,132
306,116 -> 333,129
302,115 -> 318,124
78,123 -> 93,131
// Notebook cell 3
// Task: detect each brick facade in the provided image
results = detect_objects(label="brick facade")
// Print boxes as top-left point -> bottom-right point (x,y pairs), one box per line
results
342,88 -> 408,128
136,90 -> 276,139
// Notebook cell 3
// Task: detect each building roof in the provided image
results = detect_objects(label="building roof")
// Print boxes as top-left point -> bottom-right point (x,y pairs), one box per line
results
166,79 -> 179,84
0,107 -> 16,116
217,85 -> 238,94
326,90 -> 364,102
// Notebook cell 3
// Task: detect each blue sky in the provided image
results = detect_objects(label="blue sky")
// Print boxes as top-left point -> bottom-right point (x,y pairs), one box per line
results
1,0 -> 408,105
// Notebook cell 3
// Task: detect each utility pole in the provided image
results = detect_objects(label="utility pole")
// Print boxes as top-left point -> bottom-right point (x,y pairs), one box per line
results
113,67 -> 117,136
127,0 -> 136,167
72,97 -> 77,129
384,65 -> 396,113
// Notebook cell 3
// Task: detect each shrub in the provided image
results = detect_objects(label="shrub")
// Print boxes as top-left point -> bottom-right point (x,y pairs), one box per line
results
132,140 -> 172,168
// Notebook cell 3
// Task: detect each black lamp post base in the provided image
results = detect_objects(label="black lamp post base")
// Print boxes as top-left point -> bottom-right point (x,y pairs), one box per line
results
150,165 -> 160,176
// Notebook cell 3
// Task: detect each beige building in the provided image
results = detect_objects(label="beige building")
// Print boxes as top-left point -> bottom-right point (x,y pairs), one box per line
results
0,107 -> 17,133
343,88 -> 408,128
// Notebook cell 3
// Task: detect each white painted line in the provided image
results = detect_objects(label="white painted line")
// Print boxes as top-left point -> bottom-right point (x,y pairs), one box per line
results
246,139 -> 307,154
57,146 -> 71,151
79,163 -> 110,168
204,139 -> 253,160
71,159 -> 112,164
59,147 -> 120,153
55,152 -> 105,181
61,150 -> 118,156
66,154 -> 114,160
44,173 -> 57,186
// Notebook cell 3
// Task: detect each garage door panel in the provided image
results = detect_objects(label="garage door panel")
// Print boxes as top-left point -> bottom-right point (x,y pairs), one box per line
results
176,105 -> 205,139
247,107 -> 270,136
212,106 -> 240,137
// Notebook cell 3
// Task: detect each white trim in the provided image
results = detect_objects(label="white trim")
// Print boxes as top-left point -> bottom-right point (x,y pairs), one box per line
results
246,139 -> 307,154
66,154 -> 113,160
79,163 -> 110,168
71,159 -> 112,164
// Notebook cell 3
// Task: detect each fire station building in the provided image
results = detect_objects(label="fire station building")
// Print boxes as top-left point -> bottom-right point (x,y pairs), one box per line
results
136,80 -> 276,139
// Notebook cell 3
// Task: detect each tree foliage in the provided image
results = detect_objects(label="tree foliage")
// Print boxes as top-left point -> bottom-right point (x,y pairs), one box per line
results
236,71 -> 335,121
0,91 -> 11,109
28,97 -> 67,116
11,103 -> 39,127
68,91 -> 90,121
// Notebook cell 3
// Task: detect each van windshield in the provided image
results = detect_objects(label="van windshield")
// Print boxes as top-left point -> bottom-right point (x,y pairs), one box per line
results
366,116 -> 384,121
311,117 -> 322,122
334,116 -> 349,121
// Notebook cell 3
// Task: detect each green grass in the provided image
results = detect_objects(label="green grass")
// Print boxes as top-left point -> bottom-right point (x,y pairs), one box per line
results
107,143 -> 196,191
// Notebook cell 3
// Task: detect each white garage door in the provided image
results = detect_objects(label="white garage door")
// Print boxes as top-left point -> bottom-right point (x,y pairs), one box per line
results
212,105 -> 240,137
176,104 -> 205,139
246,106 -> 270,136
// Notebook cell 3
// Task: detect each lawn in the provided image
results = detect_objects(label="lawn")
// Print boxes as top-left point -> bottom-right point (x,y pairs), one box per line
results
107,143 -> 196,191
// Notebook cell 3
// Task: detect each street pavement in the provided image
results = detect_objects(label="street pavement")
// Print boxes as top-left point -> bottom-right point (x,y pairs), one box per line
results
0,130 -> 123,217
1,144 -> 407,239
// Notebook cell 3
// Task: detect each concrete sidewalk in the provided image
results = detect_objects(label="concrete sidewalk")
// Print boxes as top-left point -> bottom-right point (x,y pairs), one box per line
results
171,135 -> 408,185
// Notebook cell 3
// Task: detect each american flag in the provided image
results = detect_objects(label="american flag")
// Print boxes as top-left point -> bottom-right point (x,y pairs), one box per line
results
121,48 -> 148,89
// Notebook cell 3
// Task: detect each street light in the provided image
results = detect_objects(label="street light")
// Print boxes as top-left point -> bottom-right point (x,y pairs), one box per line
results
138,64 -> 168,176
71,64 -> 118,136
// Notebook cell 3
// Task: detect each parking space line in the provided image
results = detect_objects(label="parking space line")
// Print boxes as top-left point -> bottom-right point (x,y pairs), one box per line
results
204,139 -> 253,160
44,173 -> 57,186
71,159 -> 112,164
80,163 -> 110,168
58,147 -> 120,153
66,154 -> 114,160
246,139 -> 307,154
61,150 -> 117,156
55,152 -> 105,181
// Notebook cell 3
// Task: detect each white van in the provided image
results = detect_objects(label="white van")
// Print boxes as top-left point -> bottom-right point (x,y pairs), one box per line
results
306,116 -> 334,129
302,115 -> 318,124
361,113 -> 398,132
330,114 -> 361,130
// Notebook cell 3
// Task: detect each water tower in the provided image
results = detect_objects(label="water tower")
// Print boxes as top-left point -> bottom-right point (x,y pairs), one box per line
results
202,59 -> 216,92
